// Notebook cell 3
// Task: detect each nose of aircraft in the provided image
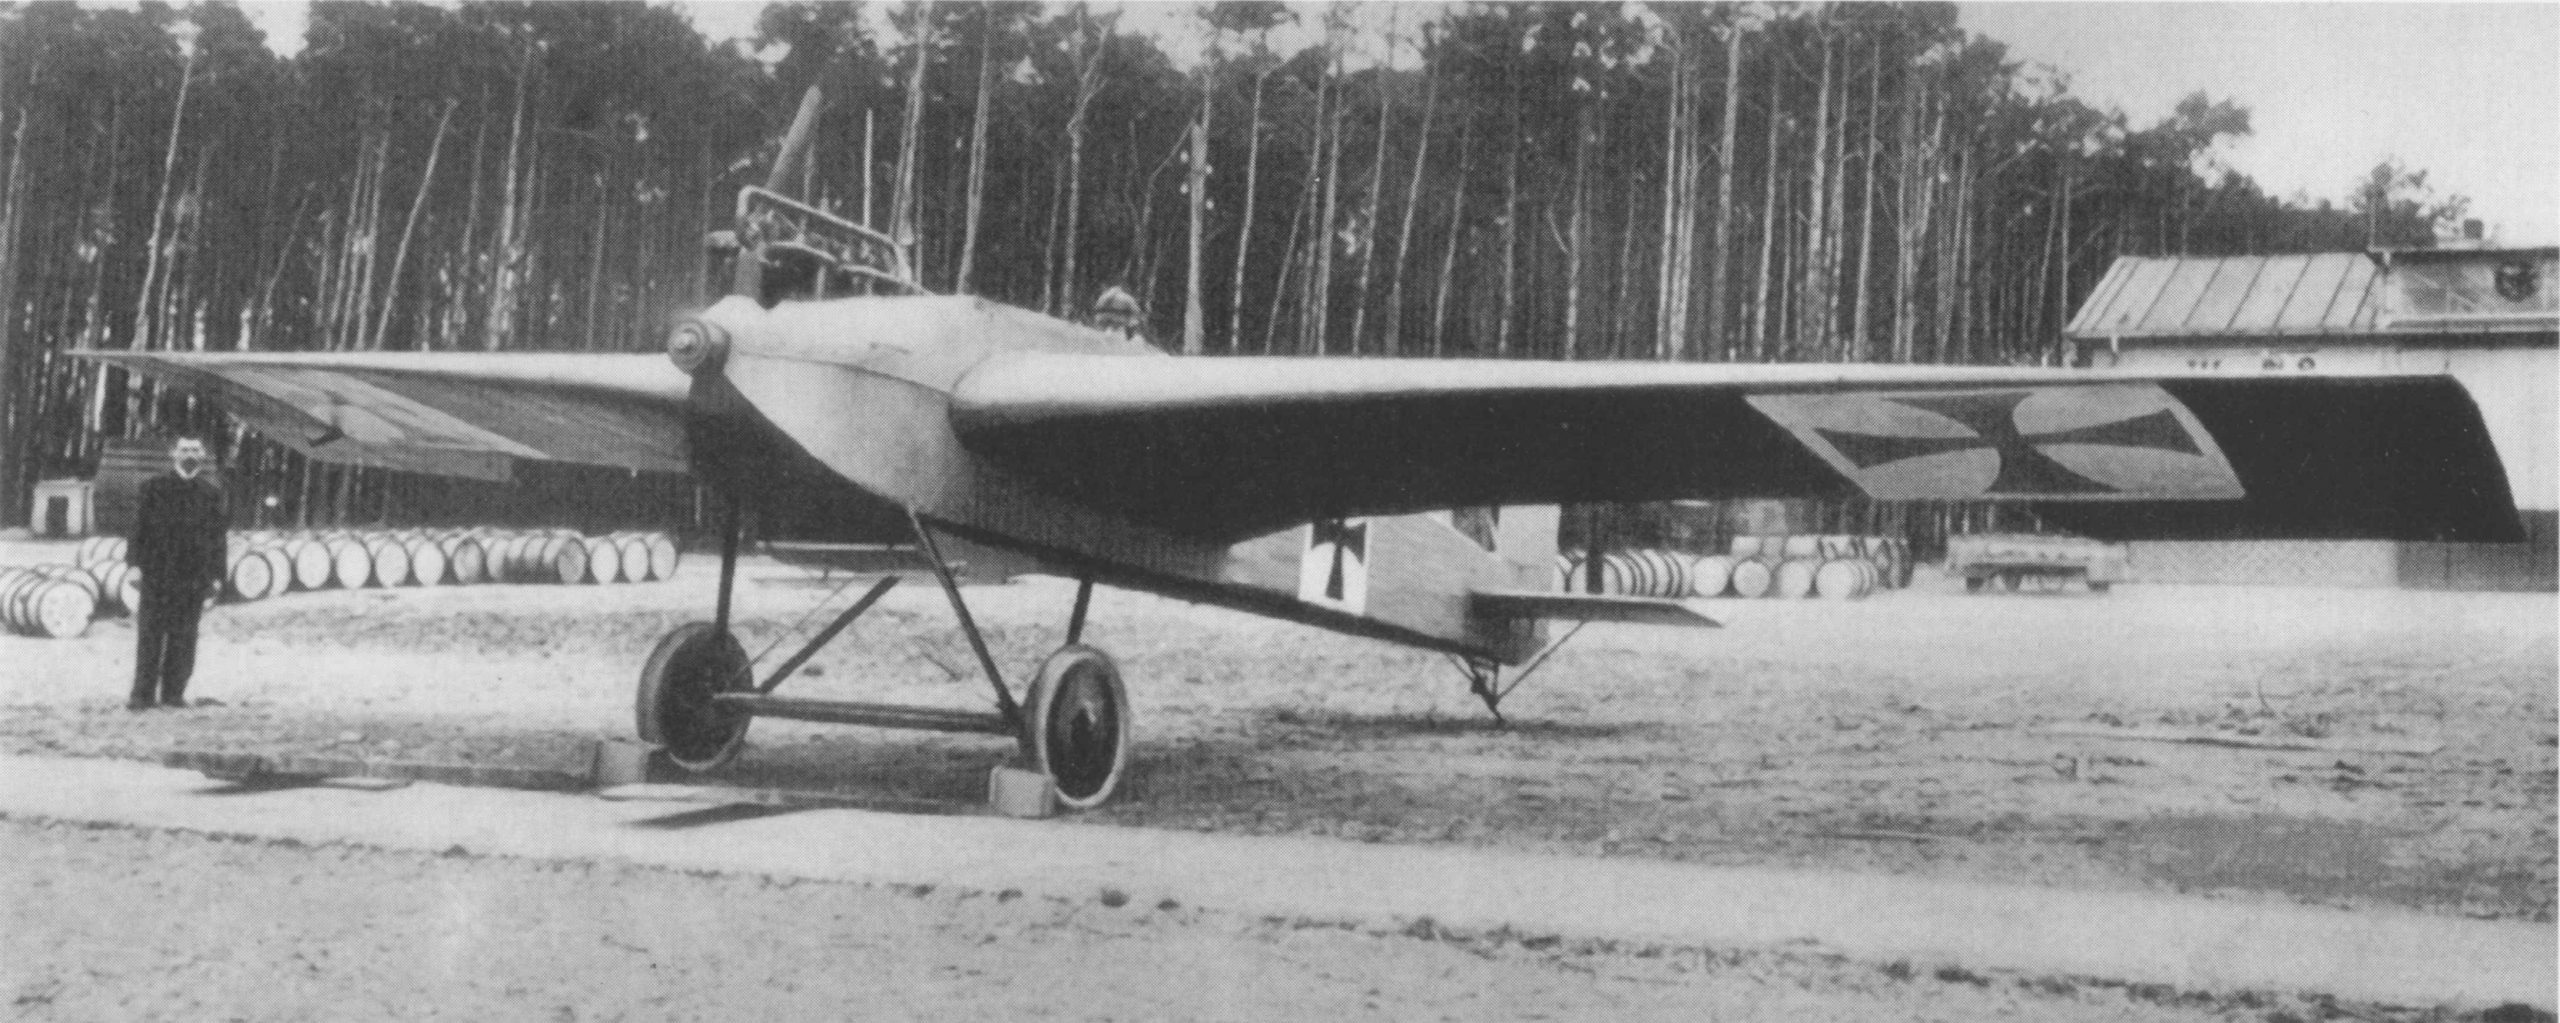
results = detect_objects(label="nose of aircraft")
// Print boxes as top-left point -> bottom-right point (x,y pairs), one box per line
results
667,316 -> 729,376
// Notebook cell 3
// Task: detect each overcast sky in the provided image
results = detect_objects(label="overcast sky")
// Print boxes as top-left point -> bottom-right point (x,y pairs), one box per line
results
224,1 -> 2560,245
1955,2 -> 2559,245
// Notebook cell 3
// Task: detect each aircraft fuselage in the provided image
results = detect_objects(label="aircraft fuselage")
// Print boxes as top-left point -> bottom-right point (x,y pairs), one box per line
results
681,295 -> 1552,662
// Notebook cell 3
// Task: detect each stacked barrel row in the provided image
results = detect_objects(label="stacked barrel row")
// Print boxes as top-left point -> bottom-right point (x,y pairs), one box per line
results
1553,535 -> 1913,602
0,563 -> 118,638
73,529 -> 681,605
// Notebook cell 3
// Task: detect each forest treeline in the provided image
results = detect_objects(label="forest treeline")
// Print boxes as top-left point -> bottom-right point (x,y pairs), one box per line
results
0,1 -> 2464,528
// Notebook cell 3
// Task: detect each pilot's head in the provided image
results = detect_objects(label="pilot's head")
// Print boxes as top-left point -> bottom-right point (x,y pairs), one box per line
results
169,436 -> 210,480
1089,286 -> 1145,339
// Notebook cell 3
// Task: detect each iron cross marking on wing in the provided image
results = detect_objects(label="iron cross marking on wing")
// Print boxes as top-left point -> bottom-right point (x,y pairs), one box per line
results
1745,384 -> 2245,501
1814,391 -> 2205,495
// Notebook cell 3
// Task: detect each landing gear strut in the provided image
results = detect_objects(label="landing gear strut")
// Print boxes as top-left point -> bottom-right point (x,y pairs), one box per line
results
630,504 -> 1135,809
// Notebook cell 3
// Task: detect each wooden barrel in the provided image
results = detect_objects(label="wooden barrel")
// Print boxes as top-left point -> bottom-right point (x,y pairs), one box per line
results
0,568 -> 38,630
584,533 -> 622,584
644,532 -> 680,582
405,536 -> 448,586
443,536 -> 487,585
609,534 -> 646,582
1598,552 -> 1636,596
1728,558 -> 1775,599
1728,535 -> 1764,559
1688,554 -> 1735,598
86,562 -> 132,616
507,533 -> 550,583
227,549 -> 277,601
36,564 -> 102,605
1638,549 -> 1689,599
500,533 -> 540,581
522,534 -> 588,585
365,536 -> 411,587
7,575 -> 94,638
76,536 -> 118,568
1772,557 -> 1820,599
328,538 -> 374,589
1600,552 -> 1635,596
1889,538 -> 1915,589
257,548 -> 293,598
1780,535 -> 1822,560
288,537 -> 334,592
1812,558 -> 1876,600
480,534 -> 518,583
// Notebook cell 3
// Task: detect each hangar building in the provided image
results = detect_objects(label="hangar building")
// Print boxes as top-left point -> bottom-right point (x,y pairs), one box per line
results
2066,246 -> 2556,590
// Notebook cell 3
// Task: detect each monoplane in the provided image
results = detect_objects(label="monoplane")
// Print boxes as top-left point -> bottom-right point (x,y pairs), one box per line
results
82,91 -> 2521,808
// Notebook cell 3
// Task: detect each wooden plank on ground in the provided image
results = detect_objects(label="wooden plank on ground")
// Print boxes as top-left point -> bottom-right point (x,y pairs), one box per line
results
595,783 -> 967,815
165,750 -> 593,790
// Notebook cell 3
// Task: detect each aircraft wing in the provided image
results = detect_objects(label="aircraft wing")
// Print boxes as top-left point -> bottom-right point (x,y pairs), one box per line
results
949,355 -> 2522,544
74,351 -> 690,481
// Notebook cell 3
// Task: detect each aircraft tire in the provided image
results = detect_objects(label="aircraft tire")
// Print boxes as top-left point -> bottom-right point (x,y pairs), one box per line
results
635,622 -> 752,772
1026,645 -> 1131,811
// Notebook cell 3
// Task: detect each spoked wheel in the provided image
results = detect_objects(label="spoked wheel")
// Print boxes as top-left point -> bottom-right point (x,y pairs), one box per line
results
636,622 -> 753,772
1025,644 -> 1131,810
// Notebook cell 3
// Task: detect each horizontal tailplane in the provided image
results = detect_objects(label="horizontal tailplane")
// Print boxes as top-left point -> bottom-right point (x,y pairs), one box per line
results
1469,589 -> 1720,629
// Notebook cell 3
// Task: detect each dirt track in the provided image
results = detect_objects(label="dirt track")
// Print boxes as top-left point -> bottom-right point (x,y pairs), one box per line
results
2,536 -> 2554,1017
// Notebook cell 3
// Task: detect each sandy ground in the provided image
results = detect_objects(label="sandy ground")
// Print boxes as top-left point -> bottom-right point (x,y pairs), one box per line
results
8,814 -> 2435,1023
2,536 -> 2554,1017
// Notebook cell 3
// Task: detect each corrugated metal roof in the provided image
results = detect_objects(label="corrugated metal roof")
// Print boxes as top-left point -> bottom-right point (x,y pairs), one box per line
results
2067,253 -> 2384,340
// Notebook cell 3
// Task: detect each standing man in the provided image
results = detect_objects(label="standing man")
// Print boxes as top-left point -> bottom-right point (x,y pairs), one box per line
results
128,434 -> 226,710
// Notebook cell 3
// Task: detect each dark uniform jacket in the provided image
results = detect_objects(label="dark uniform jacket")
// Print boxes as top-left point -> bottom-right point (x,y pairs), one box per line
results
130,473 -> 227,593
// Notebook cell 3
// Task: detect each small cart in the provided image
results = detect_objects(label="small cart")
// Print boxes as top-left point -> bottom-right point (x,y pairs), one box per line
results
1946,534 -> 2127,594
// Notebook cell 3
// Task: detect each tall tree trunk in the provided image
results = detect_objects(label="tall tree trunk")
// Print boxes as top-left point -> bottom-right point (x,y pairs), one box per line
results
447,84 -> 491,349
1224,67 -> 1272,353
372,98 -> 456,351
1799,29 -> 1833,360
1346,25 -> 1396,354
1060,10 -> 1107,316
2055,164 -> 2074,353
133,40 -> 198,353
1039,161 -> 1065,314
1261,159 -> 1312,353
1308,47 -> 1345,354
1429,114 -> 1471,357
1496,82 -> 1520,358
956,13 -> 996,295
584,174 -> 610,349
1704,25 -> 1744,360
1750,72 -> 1782,361
889,2 -> 935,255
1850,37 -> 1882,362
1382,56 -> 1437,357
487,45 -> 533,350
1180,79 -> 1210,353
1562,102 -> 1592,360
0,78 -> 31,523
1654,37 -> 1694,361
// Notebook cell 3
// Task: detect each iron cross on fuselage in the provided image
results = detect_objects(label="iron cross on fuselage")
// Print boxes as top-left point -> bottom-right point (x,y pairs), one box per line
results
1310,518 -> 1368,601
